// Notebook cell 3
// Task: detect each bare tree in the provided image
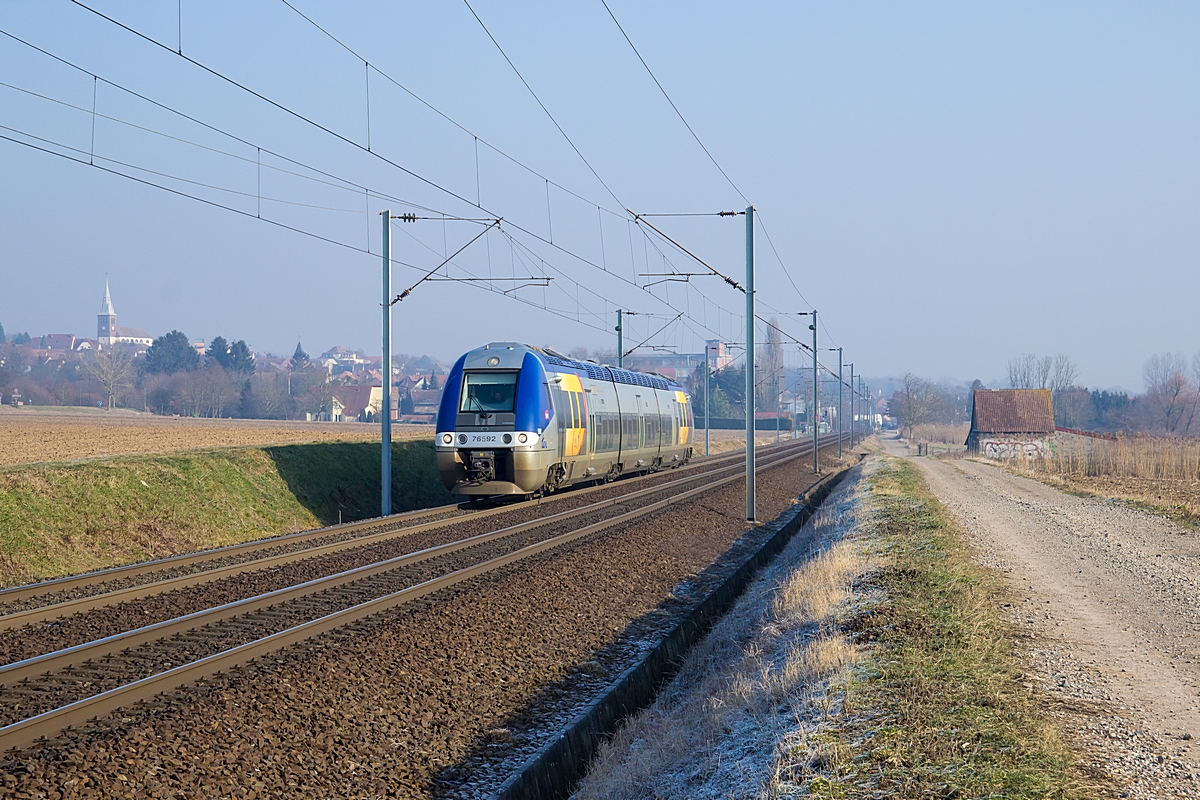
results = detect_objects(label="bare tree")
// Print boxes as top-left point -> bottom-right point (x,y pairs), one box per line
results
1010,352 -> 1075,393
1143,353 -> 1197,434
1008,354 -> 1039,388
758,320 -> 783,412
178,366 -> 238,418
84,348 -> 134,411
1050,353 -> 1078,394
893,372 -> 932,440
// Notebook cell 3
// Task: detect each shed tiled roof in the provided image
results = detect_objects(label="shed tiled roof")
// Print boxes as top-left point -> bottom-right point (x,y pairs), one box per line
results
971,389 -> 1054,434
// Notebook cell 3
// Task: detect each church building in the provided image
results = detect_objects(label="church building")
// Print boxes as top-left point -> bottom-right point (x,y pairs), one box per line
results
97,279 -> 153,348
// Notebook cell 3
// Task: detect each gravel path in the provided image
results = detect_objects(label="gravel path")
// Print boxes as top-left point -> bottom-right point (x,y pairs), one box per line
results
893,437 -> 1200,799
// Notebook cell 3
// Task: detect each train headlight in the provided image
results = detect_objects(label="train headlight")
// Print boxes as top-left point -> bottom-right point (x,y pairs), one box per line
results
518,433 -> 528,443
502,433 -> 512,444
458,434 -> 467,445
442,433 -> 453,445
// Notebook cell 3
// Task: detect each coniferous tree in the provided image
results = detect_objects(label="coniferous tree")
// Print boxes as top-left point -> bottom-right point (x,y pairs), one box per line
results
143,331 -> 200,375
710,386 -> 733,418
206,336 -> 231,368
227,340 -> 255,376
0,321 -> 6,343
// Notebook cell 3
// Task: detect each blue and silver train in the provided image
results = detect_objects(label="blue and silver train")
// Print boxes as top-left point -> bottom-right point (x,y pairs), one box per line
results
436,343 -> 694,496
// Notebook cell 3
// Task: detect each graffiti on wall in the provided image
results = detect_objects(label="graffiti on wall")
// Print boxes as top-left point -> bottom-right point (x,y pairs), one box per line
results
981,438 -> 1048,460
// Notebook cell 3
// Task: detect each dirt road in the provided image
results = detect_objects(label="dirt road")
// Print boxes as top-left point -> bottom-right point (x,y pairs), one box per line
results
885,436 -> 1200,798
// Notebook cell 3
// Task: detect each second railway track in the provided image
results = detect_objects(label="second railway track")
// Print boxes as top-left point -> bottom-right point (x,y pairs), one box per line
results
0,434 -> 843,752
0,438 -> 790,623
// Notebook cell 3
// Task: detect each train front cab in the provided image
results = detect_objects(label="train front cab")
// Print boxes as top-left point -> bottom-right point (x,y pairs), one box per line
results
435,346 -> 557,496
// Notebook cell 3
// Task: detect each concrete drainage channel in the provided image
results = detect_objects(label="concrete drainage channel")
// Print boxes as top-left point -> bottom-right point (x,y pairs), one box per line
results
492,461 -> 857,800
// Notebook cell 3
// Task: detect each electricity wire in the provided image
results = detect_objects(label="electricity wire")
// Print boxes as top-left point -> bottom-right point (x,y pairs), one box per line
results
44,3 -> 813,362
599,0 -> 748,206
461,0 -> 625,210
277,0 -> 624,218
598,1 -> 842,347
55,5 -> 727,343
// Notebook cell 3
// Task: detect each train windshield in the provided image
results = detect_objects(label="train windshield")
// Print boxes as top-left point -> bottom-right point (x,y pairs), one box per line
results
460,372 -> 519,413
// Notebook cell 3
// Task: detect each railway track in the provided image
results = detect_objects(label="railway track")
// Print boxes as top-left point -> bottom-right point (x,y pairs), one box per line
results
0,438 -> 795,622
0,434 -> 845,752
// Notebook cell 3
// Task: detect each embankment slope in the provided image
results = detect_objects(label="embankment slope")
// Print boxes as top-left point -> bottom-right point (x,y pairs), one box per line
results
0,441 -> 451,586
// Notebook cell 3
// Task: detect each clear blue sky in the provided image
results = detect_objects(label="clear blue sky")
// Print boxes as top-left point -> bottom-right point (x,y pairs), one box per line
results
2,1 -> 1197,390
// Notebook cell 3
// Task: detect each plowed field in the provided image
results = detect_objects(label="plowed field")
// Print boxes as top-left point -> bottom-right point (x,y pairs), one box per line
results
0,407 -> 430,466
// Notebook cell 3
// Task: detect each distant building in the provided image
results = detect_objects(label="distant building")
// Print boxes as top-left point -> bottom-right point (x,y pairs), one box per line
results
966,389 -> 1055,458
407,388 -> 442,424
314,385 -> 383,422
623,352 -> 705,380
97,279 -> 153,347
706,340 -> 734,370
42,334 -> 77,351
620,341 -> 734,380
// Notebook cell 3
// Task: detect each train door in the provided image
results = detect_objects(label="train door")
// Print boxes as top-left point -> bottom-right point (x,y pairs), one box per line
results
681,391 -> 692,445
651,391 -> 663,458
614,382 -> 639,467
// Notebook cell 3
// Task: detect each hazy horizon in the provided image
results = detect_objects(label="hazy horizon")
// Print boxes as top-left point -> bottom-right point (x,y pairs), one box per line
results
3,2 -> 1197,393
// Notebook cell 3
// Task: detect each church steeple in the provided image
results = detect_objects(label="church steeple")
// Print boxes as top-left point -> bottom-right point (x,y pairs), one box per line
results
100,277 -> 116,317
98,277 -> 117,344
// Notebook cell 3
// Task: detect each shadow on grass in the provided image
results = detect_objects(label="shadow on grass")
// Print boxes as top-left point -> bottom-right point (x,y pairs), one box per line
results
265,440 -> 453,525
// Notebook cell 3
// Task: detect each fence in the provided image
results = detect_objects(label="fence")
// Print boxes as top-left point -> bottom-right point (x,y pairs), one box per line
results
700,417 -> 795,431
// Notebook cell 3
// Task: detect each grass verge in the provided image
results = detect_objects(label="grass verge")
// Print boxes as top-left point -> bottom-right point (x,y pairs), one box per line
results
800,458 -> 1086,798
0,441 -> 450,586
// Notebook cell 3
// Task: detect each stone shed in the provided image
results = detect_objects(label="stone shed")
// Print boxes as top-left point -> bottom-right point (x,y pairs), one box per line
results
965,389 -> 1055,458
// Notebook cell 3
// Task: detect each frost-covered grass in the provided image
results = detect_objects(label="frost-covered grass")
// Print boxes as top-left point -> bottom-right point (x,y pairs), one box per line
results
573,461 -> 871,800
574,455 -> 1092,799
787,459 -> 1086,798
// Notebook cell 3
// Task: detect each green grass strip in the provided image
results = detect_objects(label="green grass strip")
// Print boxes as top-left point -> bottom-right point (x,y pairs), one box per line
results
812,459 -> 1086,798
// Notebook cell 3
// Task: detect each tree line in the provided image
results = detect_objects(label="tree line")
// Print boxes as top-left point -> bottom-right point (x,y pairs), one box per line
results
890,351 -> 1200,439
0,326 -> 331,419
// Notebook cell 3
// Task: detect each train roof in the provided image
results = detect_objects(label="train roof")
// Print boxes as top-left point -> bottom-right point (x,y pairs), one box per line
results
467,342 -> 686,393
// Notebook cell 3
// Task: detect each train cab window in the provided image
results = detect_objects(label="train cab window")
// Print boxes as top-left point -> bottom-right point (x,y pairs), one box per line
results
461,372 -> 518,413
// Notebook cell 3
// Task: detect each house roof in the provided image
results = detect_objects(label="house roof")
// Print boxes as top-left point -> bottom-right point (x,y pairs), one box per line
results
43,334 -> 76,350
113,326 -> 151,339
970,389 -> 1054,434
330,385 -> 380,418
410,389 -> 442,409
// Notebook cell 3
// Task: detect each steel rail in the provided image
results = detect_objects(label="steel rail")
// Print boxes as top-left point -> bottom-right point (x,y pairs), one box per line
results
0,436 -> 838,753
0,439 -> 833,686
0,438 -> 808,629
0,502 -> 463,605
0,436 -> 788,610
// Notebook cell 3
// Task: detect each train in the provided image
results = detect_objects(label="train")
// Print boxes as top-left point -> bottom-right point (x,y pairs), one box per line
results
435,342 -> 694,497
